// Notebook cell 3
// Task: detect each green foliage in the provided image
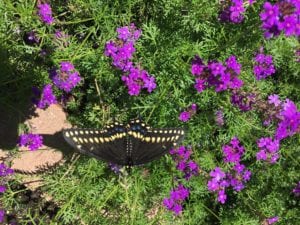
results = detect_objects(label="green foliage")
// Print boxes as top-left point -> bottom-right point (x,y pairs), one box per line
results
0,0 -> 300,224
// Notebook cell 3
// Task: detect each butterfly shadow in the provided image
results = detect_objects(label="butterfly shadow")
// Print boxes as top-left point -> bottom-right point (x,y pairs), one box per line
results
41,131 -> 74,157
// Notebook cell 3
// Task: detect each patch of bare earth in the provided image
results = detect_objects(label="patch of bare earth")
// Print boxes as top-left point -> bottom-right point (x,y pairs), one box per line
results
1,104 -> 72,190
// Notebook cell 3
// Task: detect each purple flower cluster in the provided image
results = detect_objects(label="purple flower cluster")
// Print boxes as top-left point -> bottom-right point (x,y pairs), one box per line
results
266,216 -> 279,224
37,3 -> 54,25
275,99 -> 300,140
0,163 -> 14,223
178,104 -> 197,122
292,181 -> 300,197
219,0 -> 246,24
121,67 -> 157,96
253,52 -> 276,80
23,31 -> 40,46
260,1 -> 300,39
0,163 -> 14,191
231,90 -> 256,112
105,24 -> 156,96
256,137 -> 280,164
170,146 -> 199,180
207,167 -> 229,203
32,84 -> 57,109
163,184 -> 189,215
254,96 -> 300,164
50,62 -> 81,92
18,133 -> 43,151
108,163 -> 122,174
208,137 -> 251,204
222,137 -> 245,164
191,55 -> 243,93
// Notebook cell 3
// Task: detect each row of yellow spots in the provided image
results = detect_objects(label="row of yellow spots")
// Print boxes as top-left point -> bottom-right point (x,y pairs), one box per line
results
71,135 -> 125,144
149,129 -> 185,135
142,135 -> 181,143
127,131 -> 182,143
64,130 -> 127,144
64,129 -> 106,137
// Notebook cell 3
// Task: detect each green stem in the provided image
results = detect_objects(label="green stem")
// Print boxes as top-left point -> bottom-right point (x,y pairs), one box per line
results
202,203 -> 221,221
71,27 -> 95,61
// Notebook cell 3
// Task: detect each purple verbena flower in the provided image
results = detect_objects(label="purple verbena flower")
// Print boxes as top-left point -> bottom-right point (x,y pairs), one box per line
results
32,84 -> 57,109
260,1 -> 299,38
122,67 -> 156,95
23,31 -> 40,45
222,137 -> 245,164
217,189 -> 227,204
179,111 -> 191,122
170,146 -> 199,180
117,24 -> 142,42
256,137 -> 280,163
18,133 -> 43,151
191,55 -> 243,93
163,184 -> 189,215
268,94 -> 281,107
275,99 -> 300,140
178,104 -> 197,122
253,52 -> 276,80
50,62 -> 81,92
0,163 -> 14,176
219,0 -> 245,23
267,216 -> 279,224
37,3 -> 54,25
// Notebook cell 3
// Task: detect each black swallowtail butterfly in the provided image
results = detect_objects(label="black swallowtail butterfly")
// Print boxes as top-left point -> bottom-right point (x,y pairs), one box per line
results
63,119 -> 185,166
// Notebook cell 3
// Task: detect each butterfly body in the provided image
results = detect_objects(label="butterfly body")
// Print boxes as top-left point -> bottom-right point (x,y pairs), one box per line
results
63,119 -> 185,166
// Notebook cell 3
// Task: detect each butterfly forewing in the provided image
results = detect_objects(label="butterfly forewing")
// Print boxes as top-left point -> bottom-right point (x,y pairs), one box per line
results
63,125 -> 128,165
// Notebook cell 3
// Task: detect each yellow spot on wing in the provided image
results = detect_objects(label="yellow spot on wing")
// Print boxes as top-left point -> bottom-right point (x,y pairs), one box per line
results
144,137 -> 151,142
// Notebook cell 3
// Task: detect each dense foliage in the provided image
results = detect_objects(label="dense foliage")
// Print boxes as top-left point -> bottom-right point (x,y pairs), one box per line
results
0,0 -> 299,224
